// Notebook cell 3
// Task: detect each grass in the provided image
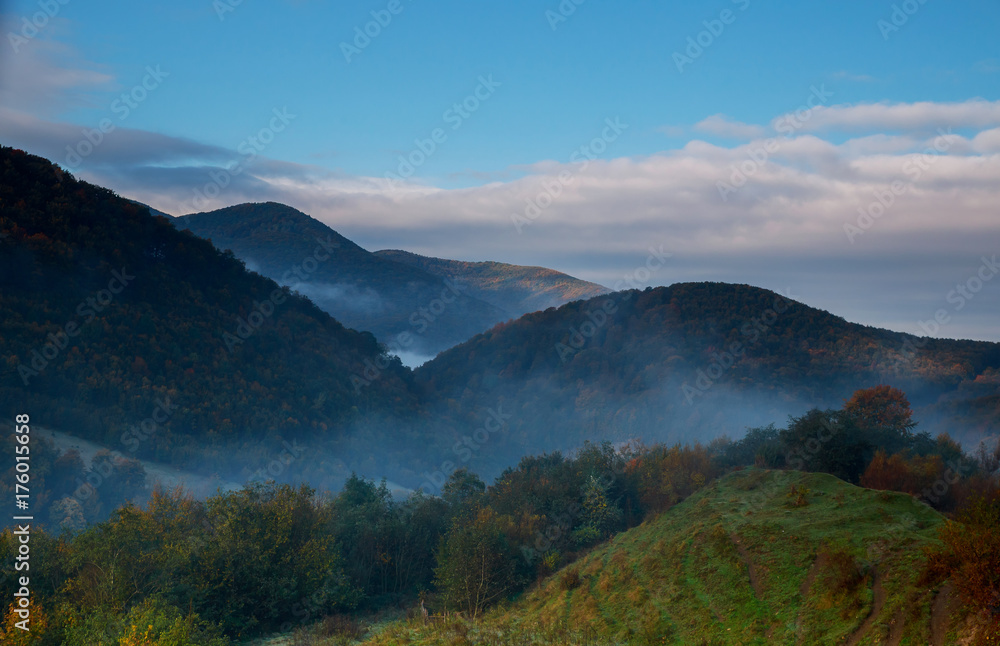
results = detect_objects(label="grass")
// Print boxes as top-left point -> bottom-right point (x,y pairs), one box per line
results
355,469 -> 969,645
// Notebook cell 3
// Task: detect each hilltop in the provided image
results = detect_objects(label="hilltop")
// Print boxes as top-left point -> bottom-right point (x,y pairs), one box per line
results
365,469 -> 970,645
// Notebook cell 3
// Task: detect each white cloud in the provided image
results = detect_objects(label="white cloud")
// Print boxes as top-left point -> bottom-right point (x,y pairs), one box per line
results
796,99 -> 1000,133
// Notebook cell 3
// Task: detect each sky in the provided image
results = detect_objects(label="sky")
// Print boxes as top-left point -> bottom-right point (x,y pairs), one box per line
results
1,0 -> 999,341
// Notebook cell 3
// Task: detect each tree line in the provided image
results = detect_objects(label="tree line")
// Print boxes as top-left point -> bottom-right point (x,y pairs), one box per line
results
1,386 -> 998,644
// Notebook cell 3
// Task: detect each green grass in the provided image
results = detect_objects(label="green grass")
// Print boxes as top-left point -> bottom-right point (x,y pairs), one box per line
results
358,469 -> 968,645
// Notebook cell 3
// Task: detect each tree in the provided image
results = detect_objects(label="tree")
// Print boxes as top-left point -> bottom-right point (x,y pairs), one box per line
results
441,468 -> 486,510
780,409 -> 871,483
843,385 -> 916,451
434,507 -> 521,619
573,475 -> 623,547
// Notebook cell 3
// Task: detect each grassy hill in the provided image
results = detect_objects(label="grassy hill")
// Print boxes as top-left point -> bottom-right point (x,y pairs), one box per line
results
364,469 -> 969,645
374,249 -> 610,319
176,204 -> 507,357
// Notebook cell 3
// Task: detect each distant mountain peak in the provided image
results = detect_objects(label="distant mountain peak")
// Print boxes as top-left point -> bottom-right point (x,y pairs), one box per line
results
374,249 -> 611,317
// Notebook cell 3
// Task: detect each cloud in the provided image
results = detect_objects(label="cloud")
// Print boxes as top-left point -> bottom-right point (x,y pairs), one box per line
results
795,99 -> 1000,134
0,20 -> 114,115
693,115 -> 767,140
1,48 -> 998,342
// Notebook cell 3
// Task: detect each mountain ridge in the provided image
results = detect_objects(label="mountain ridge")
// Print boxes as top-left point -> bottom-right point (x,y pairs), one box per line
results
175,203 -> 510,358
374,248 -> 611,319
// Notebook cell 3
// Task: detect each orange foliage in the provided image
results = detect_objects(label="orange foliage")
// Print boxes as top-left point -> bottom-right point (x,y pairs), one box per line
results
860,449 -> 945,497
625,443 -> 718,515
844,385 -> 915,432
934,490 -> 1000,644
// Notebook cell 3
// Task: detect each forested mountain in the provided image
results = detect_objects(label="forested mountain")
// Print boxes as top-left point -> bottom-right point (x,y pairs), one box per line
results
412,283 -> 1000,480
2,147 -> 998,494
0,147 -> 416,475
374,249 -> 610,319
175,204 -> 507,357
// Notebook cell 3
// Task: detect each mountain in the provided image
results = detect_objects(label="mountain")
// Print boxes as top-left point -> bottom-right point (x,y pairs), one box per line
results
175,203 -> 507,358
0,147 -> 416,477
365,469 -> 971,645
127,198 -> 173,219
410,283 -> 1000,481
374,249 -> 610,319
4,148 -> 998,493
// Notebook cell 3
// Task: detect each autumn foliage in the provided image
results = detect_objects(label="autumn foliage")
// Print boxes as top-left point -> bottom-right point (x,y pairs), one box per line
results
928,489 -> 1000,644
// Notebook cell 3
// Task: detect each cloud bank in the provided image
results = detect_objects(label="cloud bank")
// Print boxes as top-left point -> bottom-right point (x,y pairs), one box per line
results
2,43 -> 999,343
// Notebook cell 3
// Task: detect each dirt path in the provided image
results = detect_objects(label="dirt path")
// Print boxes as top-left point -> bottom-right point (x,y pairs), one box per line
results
798,554 -> 823,599
730,532 -> 764,598
887,606 -> 905,646
846,568 -> 886,646
930,582 -> 956,646
794,553 -> 827,645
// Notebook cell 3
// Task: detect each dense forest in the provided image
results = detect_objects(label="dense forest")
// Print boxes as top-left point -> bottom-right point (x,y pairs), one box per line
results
0,147 -> 416,480
412,282 -> 1000,480
1,387 -> 998,644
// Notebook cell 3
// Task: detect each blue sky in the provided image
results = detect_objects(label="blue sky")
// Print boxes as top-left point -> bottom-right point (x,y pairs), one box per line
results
2,0 -> 1000,341
8,0 -> 999,181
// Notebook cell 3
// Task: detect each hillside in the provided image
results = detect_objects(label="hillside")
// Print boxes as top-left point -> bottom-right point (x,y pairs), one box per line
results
374,249 -> 610,319
366,469 -> 970,645
0,147 -> 417,476
411,283 -> 1000,481
175,204 -> 507,358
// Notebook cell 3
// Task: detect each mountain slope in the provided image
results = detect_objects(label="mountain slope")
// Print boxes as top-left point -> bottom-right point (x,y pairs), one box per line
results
0,147 -> 415,472
175,203 -> 507,357
366,469 -> 971,645
410,283 -> 1000,480
374,249 -> 610,319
